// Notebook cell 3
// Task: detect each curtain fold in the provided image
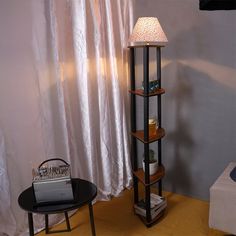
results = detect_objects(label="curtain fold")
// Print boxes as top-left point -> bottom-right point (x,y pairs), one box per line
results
0,130 -> 16,236
35,0 -> 134,198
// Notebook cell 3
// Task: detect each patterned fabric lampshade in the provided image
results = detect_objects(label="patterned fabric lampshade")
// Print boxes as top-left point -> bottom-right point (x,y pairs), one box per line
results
129,17 -> 168,46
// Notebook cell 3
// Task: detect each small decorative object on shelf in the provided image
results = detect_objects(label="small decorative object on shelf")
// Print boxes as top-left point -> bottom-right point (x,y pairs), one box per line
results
142,149 -> 158,175
128,16 -> 168,226
142,80 -> 159,93
149,118 -> 158,137
32,158 -> 74,206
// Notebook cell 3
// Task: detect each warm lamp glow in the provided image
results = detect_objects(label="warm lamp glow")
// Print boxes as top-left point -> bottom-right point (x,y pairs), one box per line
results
129,17 -> 168,46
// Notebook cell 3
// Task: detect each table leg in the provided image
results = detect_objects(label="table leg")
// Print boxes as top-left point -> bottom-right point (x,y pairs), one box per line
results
88,202 -> 96,236
45,214 -> 49,234
64,212 -> 71,231
28,213 -> 34,236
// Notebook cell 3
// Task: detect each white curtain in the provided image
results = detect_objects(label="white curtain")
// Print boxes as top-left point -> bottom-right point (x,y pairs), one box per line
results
0,130 -> 16,236
0,0 -> 133,235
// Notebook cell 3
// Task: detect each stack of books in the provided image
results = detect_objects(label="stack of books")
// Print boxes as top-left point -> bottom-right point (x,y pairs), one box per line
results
134,193 -> 167,219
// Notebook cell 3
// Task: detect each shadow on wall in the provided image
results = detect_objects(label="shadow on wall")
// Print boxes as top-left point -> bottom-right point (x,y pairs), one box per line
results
165,22 -> 236,70
163,61 -> 195,194
162,59 -> 236,199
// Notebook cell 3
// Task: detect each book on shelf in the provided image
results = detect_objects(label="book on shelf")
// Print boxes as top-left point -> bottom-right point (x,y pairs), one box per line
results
134,193 -> 167,219
135,202 -> 167,219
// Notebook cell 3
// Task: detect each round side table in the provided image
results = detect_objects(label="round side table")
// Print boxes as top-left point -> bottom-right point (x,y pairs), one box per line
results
18,178 -> 97,236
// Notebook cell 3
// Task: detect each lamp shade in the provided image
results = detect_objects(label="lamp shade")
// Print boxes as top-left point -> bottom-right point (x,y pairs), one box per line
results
129,17 -> 168,46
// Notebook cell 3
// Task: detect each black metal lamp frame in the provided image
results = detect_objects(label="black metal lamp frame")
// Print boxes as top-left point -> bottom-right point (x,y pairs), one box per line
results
130,45 -> 163,224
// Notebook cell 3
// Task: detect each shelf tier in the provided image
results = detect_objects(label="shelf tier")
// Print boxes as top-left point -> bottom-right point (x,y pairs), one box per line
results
129,88 -> 165,97
131,128 -> 165,144
133,165 -> 165,186
136,209 -> 165,226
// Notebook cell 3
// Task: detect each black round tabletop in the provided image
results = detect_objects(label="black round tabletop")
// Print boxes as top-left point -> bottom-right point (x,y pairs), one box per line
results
18,178 -> 97,214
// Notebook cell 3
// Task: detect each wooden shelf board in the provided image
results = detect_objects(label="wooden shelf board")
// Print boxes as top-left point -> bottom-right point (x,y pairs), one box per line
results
133,165 -> 165,186
131,128 -> 165,143
136,209 -> 165,226
129,88 -> 165,97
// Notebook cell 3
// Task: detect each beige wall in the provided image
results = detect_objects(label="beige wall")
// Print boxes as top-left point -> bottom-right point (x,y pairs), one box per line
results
134,0 -> 236,200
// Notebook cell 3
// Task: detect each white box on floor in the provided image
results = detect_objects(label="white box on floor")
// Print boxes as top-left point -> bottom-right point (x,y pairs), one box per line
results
209,162 -> 236,235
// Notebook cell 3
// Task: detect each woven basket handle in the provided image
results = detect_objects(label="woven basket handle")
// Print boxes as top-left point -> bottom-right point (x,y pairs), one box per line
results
38,158 -> 69,169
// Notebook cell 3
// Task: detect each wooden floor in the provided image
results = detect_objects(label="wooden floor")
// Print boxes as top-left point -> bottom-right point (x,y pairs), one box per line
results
37,188 -> 228,236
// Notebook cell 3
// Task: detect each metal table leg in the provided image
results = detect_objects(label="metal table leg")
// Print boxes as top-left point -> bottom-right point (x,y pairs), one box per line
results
45,212 -> 71,234
65,212 -> 71,231
88,202 -> 96,236
45,214 -> 49,234
28,213 -> 34,236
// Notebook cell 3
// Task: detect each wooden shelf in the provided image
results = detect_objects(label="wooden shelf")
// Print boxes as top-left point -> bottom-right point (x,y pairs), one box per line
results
133,165 -> 165,186
136,209 -> 165,226
131,128 -> 165,143
129,88 -> 165,97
